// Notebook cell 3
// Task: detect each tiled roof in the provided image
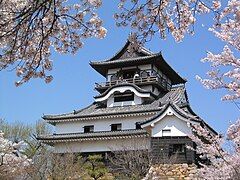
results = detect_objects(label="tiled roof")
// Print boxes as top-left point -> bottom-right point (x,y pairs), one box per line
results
89,40 -> 186,85
97,39 -> 154,62
90,53 -> 161,66
43,85 -> 188,122
138,102 -> 217,135
89,52 -> 187,85
37,129 -> 149,144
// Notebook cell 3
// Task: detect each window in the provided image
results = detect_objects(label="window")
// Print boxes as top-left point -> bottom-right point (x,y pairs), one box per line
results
172,144 -> 185,154
162,129 -> 171,136
110,74 -> 118,81
169,144 -> 186,157
114,92 -> 134,102
141,70 -> 150,78
111,123 -> 122,131
136,123 -> 142,129
122,69 -> 137,79
84,125 -> 94,133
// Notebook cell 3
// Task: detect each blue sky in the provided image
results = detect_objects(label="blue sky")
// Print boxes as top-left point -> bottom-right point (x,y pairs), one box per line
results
0,1 -> 239,134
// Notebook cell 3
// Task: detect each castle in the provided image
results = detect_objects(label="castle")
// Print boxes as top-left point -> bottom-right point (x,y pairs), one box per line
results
38,40 -> 216,164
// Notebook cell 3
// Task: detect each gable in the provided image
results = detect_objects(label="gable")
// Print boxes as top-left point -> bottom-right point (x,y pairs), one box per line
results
109,40 -> 153,61
151,115 -> 192,137
141,105 -> 200,137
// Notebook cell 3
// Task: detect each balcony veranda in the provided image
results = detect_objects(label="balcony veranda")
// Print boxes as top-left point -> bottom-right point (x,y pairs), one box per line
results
95,76 -> 171,93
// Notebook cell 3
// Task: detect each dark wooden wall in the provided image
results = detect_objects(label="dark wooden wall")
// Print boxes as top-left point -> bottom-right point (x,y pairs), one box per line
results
150,136 -> 196,164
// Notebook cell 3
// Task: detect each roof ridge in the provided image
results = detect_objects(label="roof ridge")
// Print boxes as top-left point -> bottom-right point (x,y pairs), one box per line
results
139,46 -> 154,55
53,128 -> 146,136
90,52 -> 161,64
37,129 -> 148,141
108,40 -> 130,61
42,103 -> 96,119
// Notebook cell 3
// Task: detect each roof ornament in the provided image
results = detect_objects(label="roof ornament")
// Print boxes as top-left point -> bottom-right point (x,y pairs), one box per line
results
128,33 -> 141,54
168,96 -> 172,102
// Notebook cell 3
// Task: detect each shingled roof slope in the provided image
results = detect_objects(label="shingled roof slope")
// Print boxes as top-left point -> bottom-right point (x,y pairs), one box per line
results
138,102 -> 217,135
43,85 -> 190,121
37,129 -> 149,145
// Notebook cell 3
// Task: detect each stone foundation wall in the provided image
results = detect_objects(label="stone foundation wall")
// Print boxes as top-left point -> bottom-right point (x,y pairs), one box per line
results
143,164 -> 198,180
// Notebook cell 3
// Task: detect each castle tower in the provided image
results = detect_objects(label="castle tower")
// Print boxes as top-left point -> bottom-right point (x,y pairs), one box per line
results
38,40 -> 216,164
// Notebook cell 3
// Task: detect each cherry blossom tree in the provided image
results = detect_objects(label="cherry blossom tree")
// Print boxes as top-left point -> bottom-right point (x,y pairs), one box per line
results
196,0 -> 240,101
188,120 -> 240,179
188,1 -> 240,179
115,0 -> 222,48
1,0 -> 240,179
0,0 -> 230,86
0,131 -> 30,179
0,0 -> 106,86
116,1 -> 240,179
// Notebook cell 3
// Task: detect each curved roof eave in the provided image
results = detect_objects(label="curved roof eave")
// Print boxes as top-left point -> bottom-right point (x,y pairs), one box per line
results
42,86 -> 188,122
42,108 -> 160,121
90,53 -> 186,85
94,83 -> 157,99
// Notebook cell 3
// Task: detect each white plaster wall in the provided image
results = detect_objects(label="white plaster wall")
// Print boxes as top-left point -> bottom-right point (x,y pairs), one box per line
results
140,85 -> 160,96
153,87 -> 160,95
141,85 -> 152,91
96,86 -> 150,103
107,94 -> 142,107
54,137 -> 150,153
134,94 -> 142,104
112,101 -> 135,106
55,114 -> 152,134
107,75 -> 111,81
107,94 -> 114,107
151,115 -> 192,137
138,64 -> 151,70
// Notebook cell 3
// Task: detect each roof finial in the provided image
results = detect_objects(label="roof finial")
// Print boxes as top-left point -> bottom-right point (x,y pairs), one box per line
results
168,96 -> 172,102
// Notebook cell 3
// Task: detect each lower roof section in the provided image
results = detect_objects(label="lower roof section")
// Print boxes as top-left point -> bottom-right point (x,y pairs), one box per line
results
42,85 -> 187,123
37,129 -> 149,146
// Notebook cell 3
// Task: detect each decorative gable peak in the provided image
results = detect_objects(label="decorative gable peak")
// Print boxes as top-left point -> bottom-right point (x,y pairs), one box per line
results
108,40 -> 154,61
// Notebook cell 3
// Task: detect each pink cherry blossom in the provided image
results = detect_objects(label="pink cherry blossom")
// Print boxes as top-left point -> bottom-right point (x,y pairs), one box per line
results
0,0 -> 106,85
0,131 -> 31,178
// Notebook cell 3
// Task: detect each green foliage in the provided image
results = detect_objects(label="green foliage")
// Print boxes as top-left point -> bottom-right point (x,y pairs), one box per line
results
0,119 -> 114,179
0,119 -> 32,142
83,155 -> 112,180
0,119 -> 52,158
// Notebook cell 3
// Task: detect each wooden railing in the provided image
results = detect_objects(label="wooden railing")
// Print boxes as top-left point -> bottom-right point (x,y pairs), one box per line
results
95,76 -> 171,91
